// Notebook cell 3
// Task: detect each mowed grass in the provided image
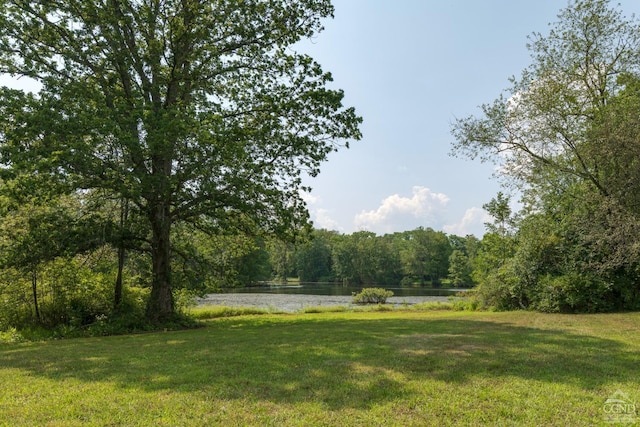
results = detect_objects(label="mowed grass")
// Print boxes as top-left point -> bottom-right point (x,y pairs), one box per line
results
1,310 -> 639,426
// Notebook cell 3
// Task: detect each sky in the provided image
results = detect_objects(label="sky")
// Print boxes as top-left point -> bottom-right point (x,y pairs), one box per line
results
1,1 -> 639,237
295,0 -> 640,237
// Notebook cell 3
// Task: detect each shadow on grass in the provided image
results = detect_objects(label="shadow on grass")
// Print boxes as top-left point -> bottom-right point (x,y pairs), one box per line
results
0,314 -> 638,411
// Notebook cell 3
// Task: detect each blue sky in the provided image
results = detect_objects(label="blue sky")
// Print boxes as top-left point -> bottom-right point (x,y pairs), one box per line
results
1,1 -> 639,237
296,0 -> 640,236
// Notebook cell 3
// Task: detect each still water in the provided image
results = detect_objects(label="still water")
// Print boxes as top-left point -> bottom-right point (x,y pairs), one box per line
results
198,283 -> 466,312
223,282 -> 462,297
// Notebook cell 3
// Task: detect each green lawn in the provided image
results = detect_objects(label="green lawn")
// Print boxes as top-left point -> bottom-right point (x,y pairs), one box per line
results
0,310 -> 638,426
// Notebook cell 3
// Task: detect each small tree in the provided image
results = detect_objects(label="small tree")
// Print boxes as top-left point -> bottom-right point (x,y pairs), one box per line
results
482,192 -> 515,267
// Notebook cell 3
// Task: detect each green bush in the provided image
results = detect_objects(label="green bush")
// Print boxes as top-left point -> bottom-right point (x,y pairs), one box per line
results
0,327 -> 25,344
352,287 -> 394,304
531,273 -> 615,313
0,258 -> 115,332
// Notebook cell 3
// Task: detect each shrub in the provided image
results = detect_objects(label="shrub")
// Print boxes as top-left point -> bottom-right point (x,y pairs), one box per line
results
468,262 -> 525,311
0,327 -> 25,344
352,287 -> 394,304
531,273 -> 615,313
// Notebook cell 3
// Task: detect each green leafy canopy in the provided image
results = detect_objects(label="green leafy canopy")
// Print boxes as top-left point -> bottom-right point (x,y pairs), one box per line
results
0,0 -> 362,321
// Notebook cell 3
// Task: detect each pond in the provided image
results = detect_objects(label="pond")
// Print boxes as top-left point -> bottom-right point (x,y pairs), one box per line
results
197,282 -> 467,312
221,282 -> 462,297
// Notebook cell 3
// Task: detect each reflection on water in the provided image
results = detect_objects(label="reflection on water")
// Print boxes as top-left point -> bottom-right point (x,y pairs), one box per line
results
222,282 -> 465,297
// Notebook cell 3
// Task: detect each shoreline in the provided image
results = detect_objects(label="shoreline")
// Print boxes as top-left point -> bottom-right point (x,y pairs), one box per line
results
197,292 -> 451,312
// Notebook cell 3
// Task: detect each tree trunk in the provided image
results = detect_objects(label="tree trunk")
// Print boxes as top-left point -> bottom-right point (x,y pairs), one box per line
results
114,243 -> 126,309
146,200 -> 174,323
31,268 -> 41,324
114,199 -> 128,309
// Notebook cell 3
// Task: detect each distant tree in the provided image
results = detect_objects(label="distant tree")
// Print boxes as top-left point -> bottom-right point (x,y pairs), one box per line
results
400,227 -> 451,286
377,233 -> 404,285
330,231 -> 399,285
332,231 -> 375,285
267,238 -> 296,282
236,238 -> 272,286
331,233 -> 355,285
169,221 -> 273,291
463,235 -> 481,261
0,1 -> 361,322
448,250 -> 473,288
448,235 -> 468,253
293,229 -> 336,282
354,232 -> 402,285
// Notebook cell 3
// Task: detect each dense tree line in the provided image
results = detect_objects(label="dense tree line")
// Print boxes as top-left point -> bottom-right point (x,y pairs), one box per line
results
282,227 -> 477,287
451,0 -> 640,312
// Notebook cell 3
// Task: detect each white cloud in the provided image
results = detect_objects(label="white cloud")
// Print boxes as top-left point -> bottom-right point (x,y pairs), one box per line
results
443,207 -> 490,237
312,208 -> 343,231
301,190 -> 344,231
299,190 -> 319,205
354,186 -> 449,234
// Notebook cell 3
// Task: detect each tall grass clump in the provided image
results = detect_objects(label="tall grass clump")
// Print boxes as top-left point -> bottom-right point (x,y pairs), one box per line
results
188,305 -> 271,319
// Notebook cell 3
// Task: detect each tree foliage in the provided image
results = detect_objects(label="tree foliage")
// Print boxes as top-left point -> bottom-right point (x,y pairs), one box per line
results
452,0 -> 640,192
293,229 -> 336,282
448,250 -> 473,288
0,0 -> 362,322
399,227 -> 451,286
451,0 -> 640,311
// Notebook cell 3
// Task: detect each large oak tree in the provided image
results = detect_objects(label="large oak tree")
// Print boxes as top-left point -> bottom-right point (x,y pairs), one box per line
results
0,0 -> 361,322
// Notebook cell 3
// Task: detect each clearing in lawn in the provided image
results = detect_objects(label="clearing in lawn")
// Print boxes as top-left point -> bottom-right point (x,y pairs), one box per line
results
0,310 -> 638,426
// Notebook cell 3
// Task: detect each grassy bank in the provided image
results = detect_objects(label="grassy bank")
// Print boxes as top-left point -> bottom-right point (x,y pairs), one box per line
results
0,310 -> 638,426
